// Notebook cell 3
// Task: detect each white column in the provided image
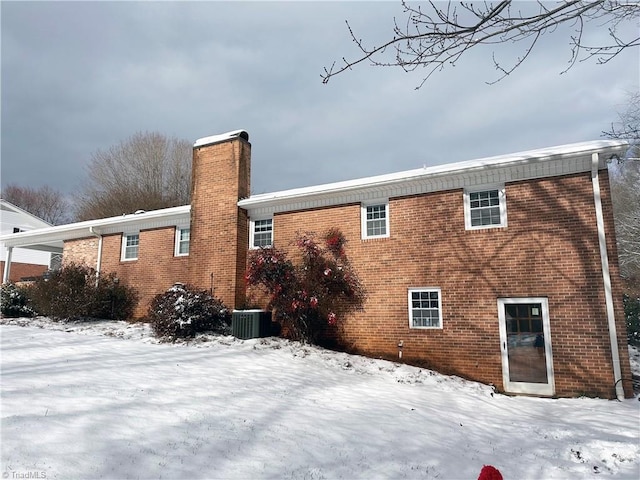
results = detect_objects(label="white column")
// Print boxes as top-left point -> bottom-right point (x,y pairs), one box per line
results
89,227 -> 103,286
3,246 -> 13,283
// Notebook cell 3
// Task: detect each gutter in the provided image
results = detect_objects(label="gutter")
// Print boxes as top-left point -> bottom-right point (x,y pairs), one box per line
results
89,226 -> 103,283
591,152 -> 625,400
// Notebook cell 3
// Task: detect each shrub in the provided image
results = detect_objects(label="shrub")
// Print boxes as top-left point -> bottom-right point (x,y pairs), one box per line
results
28,264 -> 93,319
625,293 -> 640,346
148,283 -> 231,340
93,273 -> 138,320
28,264 -> 138,321
0,283 -> 36,318
245,228 -> 366,344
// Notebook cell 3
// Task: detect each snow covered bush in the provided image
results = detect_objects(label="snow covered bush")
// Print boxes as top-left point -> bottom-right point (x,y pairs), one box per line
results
28,264 -> 138,321
0,283 -> 36,318
245,228 -> 366,345
148,283 -> 231,340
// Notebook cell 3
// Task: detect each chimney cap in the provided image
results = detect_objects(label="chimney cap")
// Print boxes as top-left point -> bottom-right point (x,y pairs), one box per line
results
193,129 -> 249,148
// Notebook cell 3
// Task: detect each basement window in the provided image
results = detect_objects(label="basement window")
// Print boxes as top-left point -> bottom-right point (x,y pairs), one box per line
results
408,288 -> 442,329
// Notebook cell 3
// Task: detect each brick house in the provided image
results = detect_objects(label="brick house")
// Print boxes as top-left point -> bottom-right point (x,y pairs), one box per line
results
0,199 -> 58,282
1,130 -> 633,399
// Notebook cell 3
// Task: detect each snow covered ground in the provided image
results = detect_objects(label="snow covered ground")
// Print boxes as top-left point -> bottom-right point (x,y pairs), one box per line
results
1,317 -> 639,480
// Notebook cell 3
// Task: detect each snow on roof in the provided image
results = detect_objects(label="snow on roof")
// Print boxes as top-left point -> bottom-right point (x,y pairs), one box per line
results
2,138 -> 628,248
0,205 -> 191,249
238,139 -> 628,208
193,130 -> 249,148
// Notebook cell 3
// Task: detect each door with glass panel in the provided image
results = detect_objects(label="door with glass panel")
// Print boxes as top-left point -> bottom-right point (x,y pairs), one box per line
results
497,298 -> 555,396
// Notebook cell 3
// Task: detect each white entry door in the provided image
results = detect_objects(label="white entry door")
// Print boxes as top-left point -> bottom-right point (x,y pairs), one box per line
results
497,298 -> 555,396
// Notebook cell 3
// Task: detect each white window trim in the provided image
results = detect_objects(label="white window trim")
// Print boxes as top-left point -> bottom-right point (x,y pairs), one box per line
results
121,232 -> 139,261
361,200 -> 390,240
463,184 -> 507,230
408,287 -> 443,330
175,227 -> 190,257
249,217 -> 273,249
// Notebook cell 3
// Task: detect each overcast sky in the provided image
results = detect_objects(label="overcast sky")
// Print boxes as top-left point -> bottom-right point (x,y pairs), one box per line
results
2,1 -> 638,202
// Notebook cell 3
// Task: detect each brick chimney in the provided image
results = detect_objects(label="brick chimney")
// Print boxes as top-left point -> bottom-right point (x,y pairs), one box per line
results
188,130 -> 250,309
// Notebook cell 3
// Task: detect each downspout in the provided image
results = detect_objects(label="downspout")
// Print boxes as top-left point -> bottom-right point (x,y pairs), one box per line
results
89,227 -> 103,285
2,246 -> 13,283
591,153 -> 625,400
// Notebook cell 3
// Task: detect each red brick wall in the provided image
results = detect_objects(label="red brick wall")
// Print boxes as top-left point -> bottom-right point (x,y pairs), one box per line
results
64,237 -> 99,267
64,229 -> 190,318
0,261 -> 47,282
99,228 -> 190,318
264,170 -> 632,399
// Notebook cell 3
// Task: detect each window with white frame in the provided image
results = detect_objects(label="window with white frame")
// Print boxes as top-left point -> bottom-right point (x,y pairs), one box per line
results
361,201 -> 389,239
121,233 -> 139,261
408,288 -> 442,329
175,227 -> 190,256
464,186 -> 507,230
250,218 -> 273,248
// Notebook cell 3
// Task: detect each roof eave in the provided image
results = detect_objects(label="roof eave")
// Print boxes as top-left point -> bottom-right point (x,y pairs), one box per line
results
0,205 -> 191,248
238,140 -> 628,212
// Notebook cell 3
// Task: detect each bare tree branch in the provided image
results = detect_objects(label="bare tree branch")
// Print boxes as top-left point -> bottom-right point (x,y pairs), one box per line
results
605,92 -> 640,282
74,132 -> 192,221
1,184 -> 70,225
322,1 -> 640,87
604,91 -> 640,143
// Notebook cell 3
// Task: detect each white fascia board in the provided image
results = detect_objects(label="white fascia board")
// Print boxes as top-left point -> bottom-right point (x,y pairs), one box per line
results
0,205 -> 191,248
238,140 -> 628,215
193,129 -> 249,148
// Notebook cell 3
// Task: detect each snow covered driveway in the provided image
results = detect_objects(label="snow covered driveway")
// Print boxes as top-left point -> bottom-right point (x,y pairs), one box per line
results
1,320 -> 639,479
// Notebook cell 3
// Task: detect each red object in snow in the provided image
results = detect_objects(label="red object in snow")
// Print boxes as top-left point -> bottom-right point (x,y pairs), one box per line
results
478,465 -> 503,480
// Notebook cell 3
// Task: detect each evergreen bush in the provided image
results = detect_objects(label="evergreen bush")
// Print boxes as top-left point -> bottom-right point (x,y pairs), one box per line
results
93,273 -> 138,320
28,264 -> 138,321
624,293 -> 640,346
148,283 -> 231,340
0,283 -> 36,318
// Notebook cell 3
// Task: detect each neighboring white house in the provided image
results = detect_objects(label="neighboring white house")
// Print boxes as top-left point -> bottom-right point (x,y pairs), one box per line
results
0,199 -> 60,282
